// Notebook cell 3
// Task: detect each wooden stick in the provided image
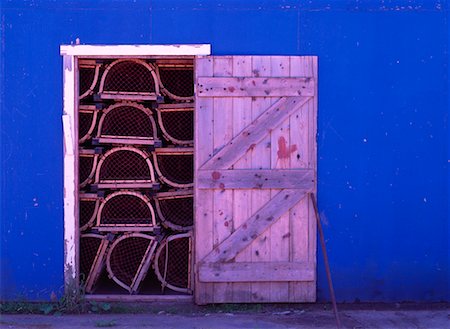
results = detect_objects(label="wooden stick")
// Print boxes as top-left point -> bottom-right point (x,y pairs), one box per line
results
310,193 -> 342,329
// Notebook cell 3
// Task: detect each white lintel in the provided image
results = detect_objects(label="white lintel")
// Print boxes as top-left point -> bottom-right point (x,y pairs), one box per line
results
60,44 -> 211,56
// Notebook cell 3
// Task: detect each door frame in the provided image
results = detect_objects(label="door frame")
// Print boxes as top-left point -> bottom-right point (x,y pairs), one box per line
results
60,44 -> 211,298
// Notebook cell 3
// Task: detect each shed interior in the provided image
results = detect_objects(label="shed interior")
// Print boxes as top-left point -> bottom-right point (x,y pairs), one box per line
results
77,56 -> 195,298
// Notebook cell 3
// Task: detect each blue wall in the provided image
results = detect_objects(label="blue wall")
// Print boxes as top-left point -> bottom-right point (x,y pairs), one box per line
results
1,0 -> 448,302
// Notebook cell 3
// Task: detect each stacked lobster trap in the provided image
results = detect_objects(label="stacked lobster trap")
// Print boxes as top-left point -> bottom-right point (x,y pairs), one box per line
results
78,58 -> 194,295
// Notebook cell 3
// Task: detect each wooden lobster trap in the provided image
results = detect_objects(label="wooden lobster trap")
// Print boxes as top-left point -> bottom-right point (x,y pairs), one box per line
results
153,147 -> 193,188
94,146 -> 159,190
99,59 -> 159,101
80,193 -> 100,232
154,232 -> 192,294
155,59 -> 194,101
80,233 -> 110,293
79,105 -> 100,144
106,233 -> 158,294
156,104 -> 193,145
79,60 -> 101,100
95,191 -> 157,232
95,102 -> 161,146
155,190 -> 193,232
79,148 -> 99,189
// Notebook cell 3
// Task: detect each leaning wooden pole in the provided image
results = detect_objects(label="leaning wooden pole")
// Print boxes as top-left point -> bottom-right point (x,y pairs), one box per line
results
310,193 -> 342,329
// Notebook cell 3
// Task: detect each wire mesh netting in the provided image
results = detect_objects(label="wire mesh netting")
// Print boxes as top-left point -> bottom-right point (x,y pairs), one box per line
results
99,104 -> 156,139
80,155 -> 97,187
155,234 -> 191,293
156,193 -> 193,231
158,67 -> 194,99
80,198 -> 99,231
158,108 -> 193,144
107,234 -> 156,290
154,152 -> 193,187
98,192 -> 155,226
102,60 -> 157,94
80,235 -> 103,283
97,148 -> 153,182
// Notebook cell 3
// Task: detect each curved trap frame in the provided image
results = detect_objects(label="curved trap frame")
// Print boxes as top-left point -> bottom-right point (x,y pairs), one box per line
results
79,105 -> 99,144
155,62 -> 194,101
106,233 -> 158,294
79,60 -> 101,100
79,149 -> 99,188
157,104 -> 193,145
96,191 -> 157,232
95,102 -> 160,146
94,146 -> 158,189
99,59 -> 159,101
155,189 -> 193,231
153,147 -> 194,188
154,232 -> 192,294
80,193 -> 100,232
80,233 -> 110,293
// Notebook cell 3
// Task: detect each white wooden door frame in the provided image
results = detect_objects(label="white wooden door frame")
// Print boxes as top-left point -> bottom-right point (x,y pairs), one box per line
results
60,44 -> 211,295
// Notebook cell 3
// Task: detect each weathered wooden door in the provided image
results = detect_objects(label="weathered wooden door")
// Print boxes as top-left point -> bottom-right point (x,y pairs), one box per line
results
194,56 -> 317,304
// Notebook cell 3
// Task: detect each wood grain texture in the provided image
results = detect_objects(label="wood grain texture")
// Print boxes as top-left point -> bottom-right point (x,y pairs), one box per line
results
194,55 -> 318,304
199,261 -> 314,282
197,77 -> 315,97
201,96 -> 310,170
197,169 -> 315,190
201,189 -> 307,264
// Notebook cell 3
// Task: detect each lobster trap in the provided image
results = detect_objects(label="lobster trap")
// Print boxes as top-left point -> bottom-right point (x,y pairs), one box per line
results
79,60 -> 101,100
106,233 -> 158,294
157,104 -> 194,145
80,233 -> 110,293
155,60 -> 194,101
96,191 -> 157,232
99,59 -> 159,101
153,147 -> 194,188
95,102 -> 160,146
79,105 -> 99,144
155,190 -> 193,231
154,233 -> 192,294
94,146 -> 158,189
80,194 -> 100,232
79,149 -> 99,189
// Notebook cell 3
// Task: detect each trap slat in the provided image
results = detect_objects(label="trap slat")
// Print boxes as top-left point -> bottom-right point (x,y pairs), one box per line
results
79,149 -> 99,188
79,63 -> 101,100
80,194 -> 100,232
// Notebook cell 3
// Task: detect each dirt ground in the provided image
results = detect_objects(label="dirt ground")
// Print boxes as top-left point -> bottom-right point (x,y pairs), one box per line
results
1,303 -> 448,329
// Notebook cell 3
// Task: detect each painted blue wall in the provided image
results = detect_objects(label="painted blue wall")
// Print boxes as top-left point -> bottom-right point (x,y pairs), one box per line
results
1,0 -> 448,302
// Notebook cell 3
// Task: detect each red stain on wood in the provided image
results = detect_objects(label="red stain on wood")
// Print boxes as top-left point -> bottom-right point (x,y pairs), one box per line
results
277,136 -> 297,159
228,86 -> 235,92
211,171 -> 221,180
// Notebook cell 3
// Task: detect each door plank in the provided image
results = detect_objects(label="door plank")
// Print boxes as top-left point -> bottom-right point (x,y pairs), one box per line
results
201,96 -> 311,170
269,56 -> 291,302
194,56 -> 215,305
197,169 -> 315,190
211,56 -> 234,303
201,189 -> 307,264
197,77 -> 315,97
199,261 -> 314,282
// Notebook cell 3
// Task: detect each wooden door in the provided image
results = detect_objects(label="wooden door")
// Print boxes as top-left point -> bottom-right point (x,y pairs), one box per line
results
194,56 -> 317,304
